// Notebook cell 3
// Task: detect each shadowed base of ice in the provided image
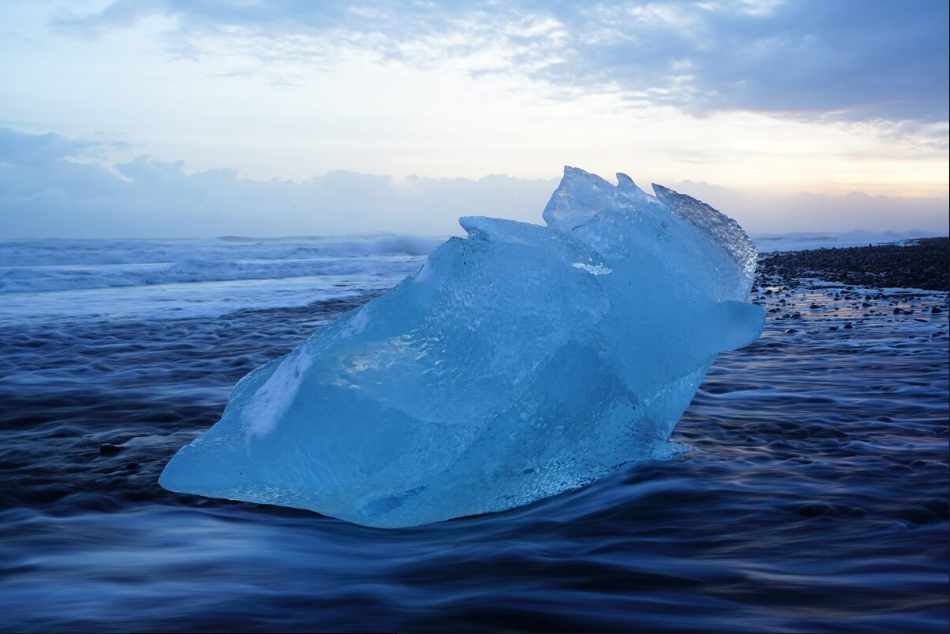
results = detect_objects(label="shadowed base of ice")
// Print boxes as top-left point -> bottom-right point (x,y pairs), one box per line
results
160,167 -> 765,528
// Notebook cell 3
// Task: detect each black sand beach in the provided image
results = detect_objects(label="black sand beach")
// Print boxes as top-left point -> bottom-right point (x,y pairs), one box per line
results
759,237 -> 949,292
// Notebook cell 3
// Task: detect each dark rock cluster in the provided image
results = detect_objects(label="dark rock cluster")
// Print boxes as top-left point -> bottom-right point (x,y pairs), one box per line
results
758,238 -> 949,291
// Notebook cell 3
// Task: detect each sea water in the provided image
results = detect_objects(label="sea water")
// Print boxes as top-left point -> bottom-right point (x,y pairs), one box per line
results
0,236 -> 946,631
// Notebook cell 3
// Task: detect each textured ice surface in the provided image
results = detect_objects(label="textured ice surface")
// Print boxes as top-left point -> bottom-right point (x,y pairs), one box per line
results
160,167 -> 765,528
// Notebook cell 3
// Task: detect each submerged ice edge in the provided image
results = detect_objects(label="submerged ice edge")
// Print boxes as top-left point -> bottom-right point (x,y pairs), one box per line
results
160,166 -> 765,528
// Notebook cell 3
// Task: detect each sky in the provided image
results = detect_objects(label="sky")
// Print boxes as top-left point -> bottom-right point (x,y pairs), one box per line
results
0,0 -> 947,238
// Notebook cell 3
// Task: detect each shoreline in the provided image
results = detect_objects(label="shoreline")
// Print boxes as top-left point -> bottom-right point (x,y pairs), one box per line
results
757,237 -> 949,292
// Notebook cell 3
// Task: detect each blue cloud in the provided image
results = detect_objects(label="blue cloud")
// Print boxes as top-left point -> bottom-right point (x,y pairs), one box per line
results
52,0 -> 949,123
0,128 -> 100,166
1,127 -> 946,238
0,127 -> 558,238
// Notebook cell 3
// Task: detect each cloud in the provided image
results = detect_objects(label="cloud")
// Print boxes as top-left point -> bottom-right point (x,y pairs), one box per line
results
50,0 -> 165,39
51,0 -> 950,124
0,128 -> 99,166
0,127 -> 557,238
672,180 -> 949,236
1,127 -> 946,239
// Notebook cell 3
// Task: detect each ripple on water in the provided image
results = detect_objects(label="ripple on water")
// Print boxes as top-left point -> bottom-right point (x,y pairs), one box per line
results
0,278 -> 947,632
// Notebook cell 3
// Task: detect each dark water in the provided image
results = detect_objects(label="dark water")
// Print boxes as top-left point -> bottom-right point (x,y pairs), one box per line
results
1,275 -> 947,632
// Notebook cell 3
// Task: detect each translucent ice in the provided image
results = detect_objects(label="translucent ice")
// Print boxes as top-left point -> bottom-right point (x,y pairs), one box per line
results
160,167 -> 765,528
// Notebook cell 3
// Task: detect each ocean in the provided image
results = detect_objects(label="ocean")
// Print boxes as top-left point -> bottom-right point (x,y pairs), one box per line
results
0,235 -> 947,632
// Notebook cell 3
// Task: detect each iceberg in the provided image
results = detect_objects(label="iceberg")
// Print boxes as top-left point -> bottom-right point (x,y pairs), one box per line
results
159,167 -> 764,528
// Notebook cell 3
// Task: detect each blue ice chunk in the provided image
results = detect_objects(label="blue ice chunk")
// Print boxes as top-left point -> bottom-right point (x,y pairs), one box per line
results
160,167 -> 764,528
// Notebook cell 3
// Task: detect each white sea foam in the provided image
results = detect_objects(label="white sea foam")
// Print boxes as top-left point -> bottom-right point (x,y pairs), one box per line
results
0,235 -> 442,294
0,235 -> 432,324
